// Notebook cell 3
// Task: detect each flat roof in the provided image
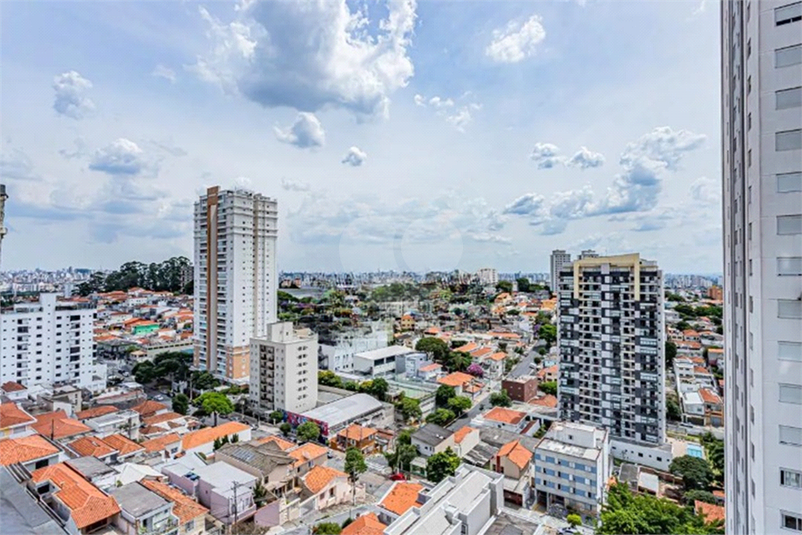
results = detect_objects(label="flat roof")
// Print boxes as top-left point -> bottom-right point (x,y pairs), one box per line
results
0,466 -> 68,535
191,461 -> 256,493
110,482 -> 170,517
65,456 -> 116,479
301,393 -> 383,428
354,346 -> 415,361
536,438 -> 600,461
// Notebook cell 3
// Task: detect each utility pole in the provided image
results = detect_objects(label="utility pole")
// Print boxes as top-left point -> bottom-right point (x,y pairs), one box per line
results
230,480 -> 241,534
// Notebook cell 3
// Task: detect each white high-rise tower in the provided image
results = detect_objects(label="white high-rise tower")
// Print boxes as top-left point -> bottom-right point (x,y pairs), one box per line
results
193,186 -> 278,384
722,1 -> 802,534
550,249 -> 572,294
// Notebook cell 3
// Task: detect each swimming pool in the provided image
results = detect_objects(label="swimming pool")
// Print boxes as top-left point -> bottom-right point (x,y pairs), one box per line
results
687,444 -> 705,458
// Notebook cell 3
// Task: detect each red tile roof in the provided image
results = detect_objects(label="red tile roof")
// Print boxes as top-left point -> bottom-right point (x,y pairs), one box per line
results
302,465 -> 347,494
142,433 -> 181,453
141,479 -> 207,524
497,440 -> 532,469
452,426 -> 476,444
380,482 -> 423,516
529,394 -> 558,408
1,381 -> 27,392
75,405 -> 119,421
101,434 -> 144,456
257,435 -> 295,450
337,424 -> 377,442
341,512 -> 386,535
0,402 -> 36,429
289,442 -> 329,468
32,411 -> 91,440
67,436 -> 117,458
0,435 -> 60,466
695,500 -> 725,523
142,412 -> 184,426
131,400 -> 168,417
484,407 -> 526,425
181,421 -> 249,451
437,372 -> 474,388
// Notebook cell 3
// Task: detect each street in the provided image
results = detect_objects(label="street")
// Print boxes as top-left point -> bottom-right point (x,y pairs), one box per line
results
509,349 -> 537,378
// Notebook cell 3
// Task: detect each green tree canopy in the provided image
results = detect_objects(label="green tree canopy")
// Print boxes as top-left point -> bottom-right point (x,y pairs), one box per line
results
297,421 -> 321,443
313,522 -> 342,534
344,447 -> 368,505
318,371 -> 343,388
435,385 -> 457,407
172,393 -> 189,415
683,490 -> 718,506
566,514 -> 582,527
670,455 -> 714,491
666,341 -> 677,369
490,389 -> 512,407
426,408 -> 455,426
366,377 -> 389,401
667,398 -> 682,421
269,410 -> 284,424
447,396 -> 472,416
397,398 -> 422,423
516,278 -> 532,292
539,324 -> 557,346
426,447 -> 461,483
539,381 -> 558,396
279,422 -> 291,436
416,337 -> 451,363
397,429 -> 413,446
496,281 -> 513,294
194,392 -> 234,426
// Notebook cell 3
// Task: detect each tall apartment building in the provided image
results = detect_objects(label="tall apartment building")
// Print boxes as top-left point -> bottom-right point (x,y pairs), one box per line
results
0,293 -> 97,389
579,249 -> 599,260
557,253 -> 665,446
721,2 -> 802,533
476,268 -> 499,286
194,186 -> 278,384
250,322 -> 318,414
550,250 -> 572,294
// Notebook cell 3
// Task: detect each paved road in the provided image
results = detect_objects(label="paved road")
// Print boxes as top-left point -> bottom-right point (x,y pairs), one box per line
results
509,350 -> 537,378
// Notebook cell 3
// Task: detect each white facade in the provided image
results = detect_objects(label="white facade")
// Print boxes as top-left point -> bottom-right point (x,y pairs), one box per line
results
321,321 -> 390,372
557,254 -> 666,446
0,294 -> 97,390
250,322 -> 318,414
353,345 -> 414,376
194,186 -> 278,383
476,268 -> 499,286
722,2 -> 802,534
534,421 -> 610,516
550,250 -> 572,294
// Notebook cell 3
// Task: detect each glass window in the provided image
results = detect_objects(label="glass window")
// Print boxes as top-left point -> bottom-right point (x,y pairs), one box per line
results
779,383 -> 802,404
777,87 -> 802,109
779,342 -> 802,362
776,2 -> 802,25
778,215 -> 802,235
780,425 -> 802,446
778,172 -> 802,192
779,300 -> 802,319
783,512 -> 802,531
781,469 -> 802,488
778,257 -> 802,276
776,44 -> 802,67
776,129 -> 802,151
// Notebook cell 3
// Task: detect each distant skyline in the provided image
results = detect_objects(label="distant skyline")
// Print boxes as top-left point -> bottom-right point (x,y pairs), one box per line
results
1,0 -> 721,274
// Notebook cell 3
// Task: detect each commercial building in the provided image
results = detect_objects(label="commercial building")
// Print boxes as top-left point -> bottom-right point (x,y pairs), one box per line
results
534,421 -> 610,516
353,345 -> 415,376
0,294 -> 98,390
558,253 -> 665,445
721,1 -> 802,533
550,250 -> 572,294
250,322 -> 318,414
298,393 -> 393,439
193,186 -> 278,383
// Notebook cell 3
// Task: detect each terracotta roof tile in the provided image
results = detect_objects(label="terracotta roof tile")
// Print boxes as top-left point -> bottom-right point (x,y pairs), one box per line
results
142,433 -> 181,453
101,434 -> 144,456
302,465 -> 346,494
529,394 -> 558,408
143,412 -> 184,426
75,405 -> 119,421
484,407 -> 526,425
454,342 -> 478,353
181,422 -> 249,451
1,381 -> 27,392
32,411 -> 91,440
0,402 -> 36,429
452,426 -> 475,444
141,479 -> 208,524
131,400 -> 168,417
257,435 -> 295,450
489,352 -> 507,361
380,482 -> 423,516
418,363 -> 442,372
0,435 -> 60,466
341,512 -> 386,535
695,500 -> 725,523
32,463 -> 120,529
67,436 -> 117,458
699,388 -> 722,404
337,424 -> 377,442
437,372 -> 474,388
497,440 -> 532,469
289,442 -> 329,468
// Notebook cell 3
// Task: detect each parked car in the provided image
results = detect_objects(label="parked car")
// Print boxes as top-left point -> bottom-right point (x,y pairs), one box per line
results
389,473 -> 407,481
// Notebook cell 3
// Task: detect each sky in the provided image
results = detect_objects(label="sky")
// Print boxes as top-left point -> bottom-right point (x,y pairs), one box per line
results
0,0 -> 722,274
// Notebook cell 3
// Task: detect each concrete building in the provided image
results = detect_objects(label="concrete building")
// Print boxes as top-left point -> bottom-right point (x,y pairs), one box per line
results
411,423 -> 455,457
298,393 -> 393,439
558,253 -> 666,446
109,482 -> 178,535
578,249 -> 599,260
550,250 -> 572,294
721,1 -> 802,533
476,268 -> 499,286
502,375 -> 539,403
353,345 -> 414,376
250,322 -> 318,414
320,321 -> 390,372
534,421 -> 610,516
193,185 -> 278,384
0,294 -> 97,390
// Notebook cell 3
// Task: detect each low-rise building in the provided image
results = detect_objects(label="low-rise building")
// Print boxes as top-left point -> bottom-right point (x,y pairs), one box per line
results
411,423 -> 454,457
193,461 -> 257,525
0,434 -> 62,470
110,481 -> 178,535
1,402 -> 37,438
494,440 -> 533,506
472,407 -> 528,433
300,465 -> 351,510
452,426 -> 480,457
214,441 -> 295,496
333,423 -> 378,454
298,393 -> 393,439
502,375 -> 539,403
353,346 -> 414,376
141,479 -> 208,535
181,421 -> 251,456
83,410 -> 141,440
378,482 -> 424,523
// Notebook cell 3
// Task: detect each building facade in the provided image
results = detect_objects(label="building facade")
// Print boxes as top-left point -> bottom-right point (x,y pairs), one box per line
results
558,254 -> 666,445
476,268 -> 499,286
250,322 -> 318,414
721,1 -> 802,533
0,293 -> 97,390
193,186 -> 278,383
550,250 -> 572,294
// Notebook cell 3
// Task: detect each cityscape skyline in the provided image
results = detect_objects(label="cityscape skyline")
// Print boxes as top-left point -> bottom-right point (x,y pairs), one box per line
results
1,0 -> 722,274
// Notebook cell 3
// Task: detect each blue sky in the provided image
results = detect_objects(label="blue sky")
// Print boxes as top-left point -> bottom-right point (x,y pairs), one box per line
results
0,0 -> 721,273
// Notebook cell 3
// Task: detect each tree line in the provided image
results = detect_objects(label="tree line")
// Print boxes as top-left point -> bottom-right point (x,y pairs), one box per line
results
76,256 -> 192,296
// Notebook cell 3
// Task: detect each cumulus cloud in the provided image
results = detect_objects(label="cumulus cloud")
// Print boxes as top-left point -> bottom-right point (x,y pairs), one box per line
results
274,112 -> 326,149
415,93 -> 481,132
152,64 -> 177,83
192,0 -> 416,119
485,15 -> 546,63
89,139 -> 152,176
503,193 -> 546,216
470,233 -> 512,244
52,71 -> 95,119
281,178 -> 311,192
0,147 -> 40,182
341,146 -> 367,167
566,147 -> 605,169
690,176 -> 719,205
530,143 -> 563,169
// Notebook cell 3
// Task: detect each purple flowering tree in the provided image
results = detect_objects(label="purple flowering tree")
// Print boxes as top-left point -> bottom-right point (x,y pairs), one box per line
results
466,363 -> 484,378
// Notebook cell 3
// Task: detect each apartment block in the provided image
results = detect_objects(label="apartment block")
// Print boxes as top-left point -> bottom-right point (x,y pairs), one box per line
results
476,268 -> 499,286
0,293 -> 97,390
721,1 -> 802,533
558,253 -> 666,446
550,250 -> 572,294
193,186 -> 278,383
250,322 -> 318,414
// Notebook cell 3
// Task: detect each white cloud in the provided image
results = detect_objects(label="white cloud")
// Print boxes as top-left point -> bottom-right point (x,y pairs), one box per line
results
471,232 -> 512,244
530,142 -> 563,169
0,147 -> 40,182
566,146 -> 605,169
192,0 -> 416,119
503,193 -> 546,216
152,64 -> 177,83
415,93 -> 481,132
52,71 -> 95,119
429,96 -> 454,109
485,15 -> 546,64
89,139 -> 152,176
341,146 -> 367,167
690,176 -> 719,205
274,112 -> 326,149
413,94 -> 426,106
281,178 -> 311,192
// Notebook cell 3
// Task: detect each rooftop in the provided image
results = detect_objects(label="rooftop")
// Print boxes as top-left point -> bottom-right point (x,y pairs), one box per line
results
341,512 -> 386,535
110,482 -> 170,518
0,435 -> 60,466
141,479 -> 208,524
354,345 -> 414,361
302,465 -> 347,494
413,423 -> 453,447
379,482 -> 423,516
301,393 -> 384,428
65,456 -> 117,479
192,461 -> 257,493
181,421 -> 249,450
0,402 -> 36,429
483,407 -> 526,425
0,465 -> 68,535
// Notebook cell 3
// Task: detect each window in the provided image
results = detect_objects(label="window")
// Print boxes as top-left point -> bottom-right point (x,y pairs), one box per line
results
778,215 -> 802,235
778,172 -> 802,192
748,75 -> 752,94
780,425 -> 802,446
779,257 -> 802,276
776,44 -> 802,67
783,512 -> 802,531
779,300 -> 802,319
779,342 -> 802,362
781,469 -> 802,489
185,521 -> 195,532
748,112 -> 752,130
779,383 -> 802,404
777,129 -> 802,151
776,2 -> 802,25
778,87 -> 802,109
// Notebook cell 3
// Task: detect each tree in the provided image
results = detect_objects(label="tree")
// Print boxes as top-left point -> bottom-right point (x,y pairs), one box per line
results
489,389 -> 512,407
190,370 -> 219,392
269,410 -> 284,424
416,337 -> 451,363
172,393 -> 189,415
195,392 -> 234,426
496,281 -> 513,294
344,447 -> 368,504
397,398 -> 422,423
670,455 -> 714,491
516,278 -> 532,293
683,490 -> 718,506
397,444 -> 417,473
539,381 -> 558,396
253,481 -> 269,506
318,371 -> 343,388
435,385 -> 456,407
426,408 -> 455,426
539,324 -> 557,346
397,429 -> 413,446
700,433 -> 724,481
665,341 -> 677,369
566,514 -> 582,527
297,421 -> 321,443
466,363 -> 484,378
213,437 -> 222,450
447,396 -> 472,416
366,377 -> 389,401
426,447 -> 460,483
279,422 -> 291,436
132,361 -> 157,385
666,398 -> 682,421
676,320 -> 693,332
313,522 -> 342,534
447,351 -> 472,372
